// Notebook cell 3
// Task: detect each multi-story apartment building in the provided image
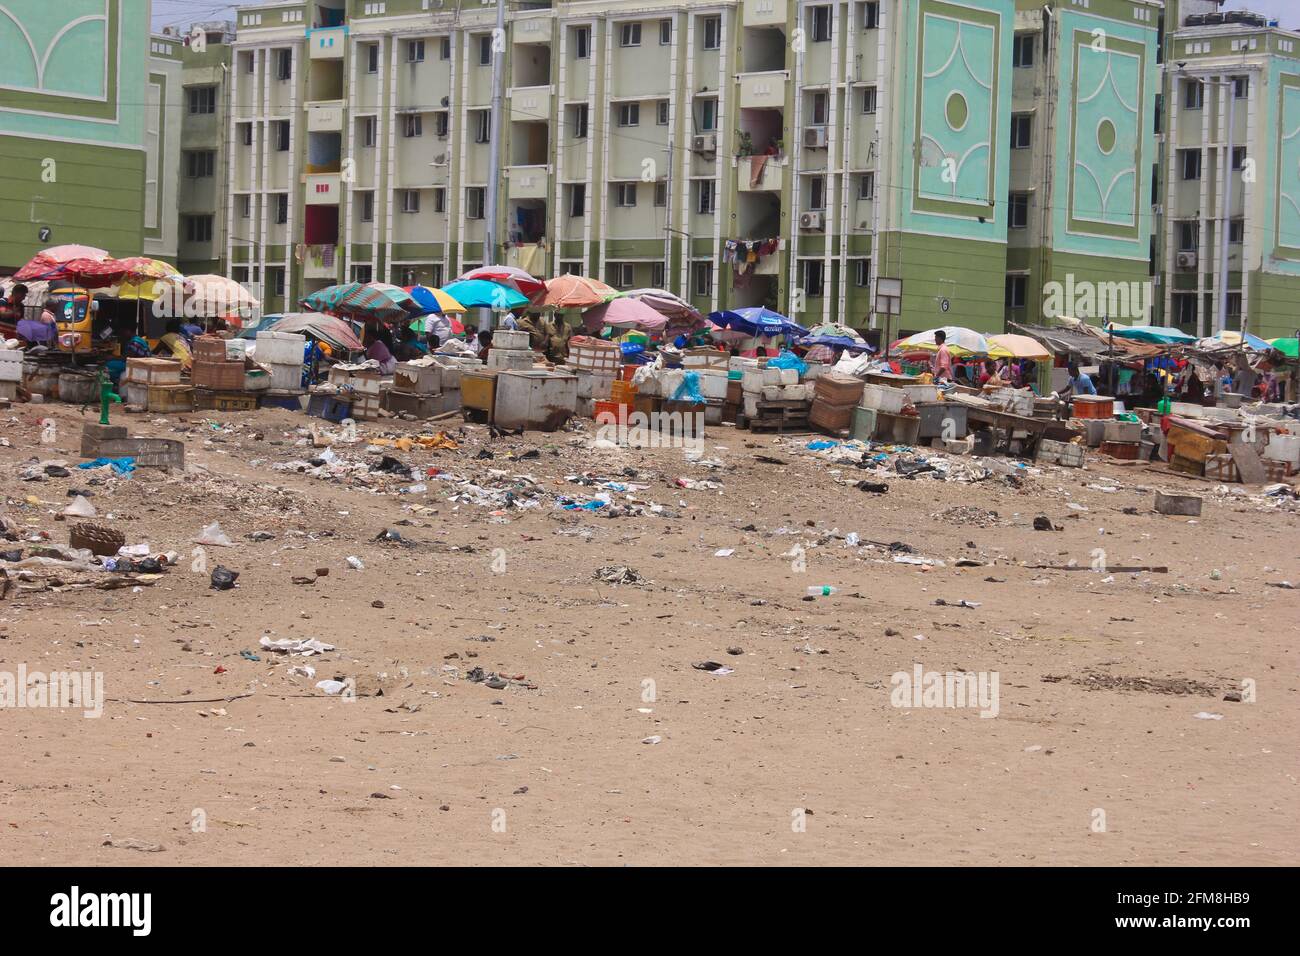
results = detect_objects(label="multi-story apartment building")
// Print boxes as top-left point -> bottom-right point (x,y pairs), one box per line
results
1156,1 -> 1300,340
1005,0 -> 1162,330
219,0 -> 1300,339
0,1 -> 156,270
145,34 -> 184,263
175,22 -> 237,276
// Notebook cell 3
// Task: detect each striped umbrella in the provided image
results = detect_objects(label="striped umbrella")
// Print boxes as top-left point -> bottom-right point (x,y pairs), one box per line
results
302,283 -> 411,322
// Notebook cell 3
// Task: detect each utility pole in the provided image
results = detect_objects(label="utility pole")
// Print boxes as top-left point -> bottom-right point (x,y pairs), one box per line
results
663,138 -> 673,291
480,0 -> 507,331
1216,74 -> 1236,337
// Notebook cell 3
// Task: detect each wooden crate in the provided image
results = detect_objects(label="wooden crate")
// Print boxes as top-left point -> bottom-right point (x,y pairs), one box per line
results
194,389 -> 257,412
749,399 -> 810,433
147,384 -> 194,413
192,360 -> 245,391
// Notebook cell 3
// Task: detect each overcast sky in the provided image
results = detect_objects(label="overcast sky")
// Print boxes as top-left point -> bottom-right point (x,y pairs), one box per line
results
149,0 -> 1296,37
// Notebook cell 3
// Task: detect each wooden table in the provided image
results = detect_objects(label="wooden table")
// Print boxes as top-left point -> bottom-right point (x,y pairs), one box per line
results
959,404 -> 1077,455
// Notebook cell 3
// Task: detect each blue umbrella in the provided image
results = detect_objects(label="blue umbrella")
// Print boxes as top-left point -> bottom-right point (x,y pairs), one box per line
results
441,279 -> 528,311
709,307 -> 809,338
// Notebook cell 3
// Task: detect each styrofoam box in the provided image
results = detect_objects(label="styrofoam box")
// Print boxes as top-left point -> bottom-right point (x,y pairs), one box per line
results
743,394 -> 760,418
697,372 -> 729,400
901,384 -> 941,403
0,349 -> 22,363
762,367 -> 783,386
859,383 -> 906,414
576,369 -> 615,400
350,372 -> 383,396
778,368 -> 798,386
492,329 -> 531,351
741,369 -> 766,394
1264,433 -> 1300,465
761,385 -> 785,401
255,330 -> 306,366
0,363 -> 20,383
267,363 -> 304,392
802,362 -> 826,380
637,376 -> 661,397
488,348 -> 535,370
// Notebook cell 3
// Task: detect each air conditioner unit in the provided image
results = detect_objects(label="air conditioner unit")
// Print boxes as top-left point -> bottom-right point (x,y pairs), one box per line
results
691,133 -> 717,155
803,125 -> 828,149
1176,251 -> 1198,269
431,154 -> 448,166
799,211 -> 825,231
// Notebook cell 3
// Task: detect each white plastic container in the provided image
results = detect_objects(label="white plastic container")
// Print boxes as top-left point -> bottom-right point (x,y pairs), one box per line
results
901,384 -> 941,404
762,367 -> 783,386
255,330 -> 306,366
778,367 -> 798,386
859,383 -> 906,414
741,368 -> 766,394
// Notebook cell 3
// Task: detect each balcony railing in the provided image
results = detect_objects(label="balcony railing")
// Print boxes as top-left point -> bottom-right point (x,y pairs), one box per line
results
306,100 -> 344,132
509,85 -> 552,124
508,165 -> 550,199
304,172 -> 341,205
737,70 -> 789,110
737,155 -> 785,192
301,244 -> 337,280
743,0 -> 789,28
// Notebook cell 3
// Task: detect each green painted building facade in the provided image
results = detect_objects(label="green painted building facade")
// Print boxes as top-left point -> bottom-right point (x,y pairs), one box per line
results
0,0 -> 154,269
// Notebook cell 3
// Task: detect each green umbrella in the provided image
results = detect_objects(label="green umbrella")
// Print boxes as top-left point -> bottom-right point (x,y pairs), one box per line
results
1268,337 -> 1299,358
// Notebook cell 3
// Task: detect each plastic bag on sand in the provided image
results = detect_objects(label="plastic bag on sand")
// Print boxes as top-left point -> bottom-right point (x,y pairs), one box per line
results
62,495 -> 96,518
194,521 -> 234,547
316,680 -> 348,696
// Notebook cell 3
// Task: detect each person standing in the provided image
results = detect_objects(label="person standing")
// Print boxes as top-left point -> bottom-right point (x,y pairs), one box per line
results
930,329 -> 953,383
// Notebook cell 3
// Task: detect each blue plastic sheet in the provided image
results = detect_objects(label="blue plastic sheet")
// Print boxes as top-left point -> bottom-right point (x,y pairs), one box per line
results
671,371 -> 705,404
768,350 -> 807,375
78,457 -> 136,477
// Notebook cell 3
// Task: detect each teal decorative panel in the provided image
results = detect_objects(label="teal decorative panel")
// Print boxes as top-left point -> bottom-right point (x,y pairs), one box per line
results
0,0 -> 108,99
900,0 -> 1012,243
1052,10 -> 1156,262
1275,74 -> 1300,260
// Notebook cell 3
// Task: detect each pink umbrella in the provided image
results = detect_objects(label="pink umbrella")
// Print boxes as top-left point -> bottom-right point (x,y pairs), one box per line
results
455,265 -> 545,298
624,288 -> 702,323
582,297 -> 669,333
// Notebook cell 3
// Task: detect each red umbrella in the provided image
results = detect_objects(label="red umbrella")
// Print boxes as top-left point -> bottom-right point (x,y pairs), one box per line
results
455,265 -> 545,298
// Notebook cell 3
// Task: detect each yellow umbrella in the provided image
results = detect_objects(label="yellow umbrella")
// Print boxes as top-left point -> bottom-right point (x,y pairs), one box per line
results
115,258 -> 181,301
406,284 -> 467,315
987,333 -> 1052,361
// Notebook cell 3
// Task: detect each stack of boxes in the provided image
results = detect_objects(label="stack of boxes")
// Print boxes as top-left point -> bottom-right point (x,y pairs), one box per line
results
325,365 -> 383,420
383,359 -> 463,418
567,338 -> 619,418
854,382 -> 921,443
809,373 -> 866,436
122,357 -> 189,411
254,331 -> 306,395
191,335 -> 246,394
1098,418 -> 1142,460
0,349 -> 22,401
486,329 -> 535,370
1035,438 -> 1086,468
